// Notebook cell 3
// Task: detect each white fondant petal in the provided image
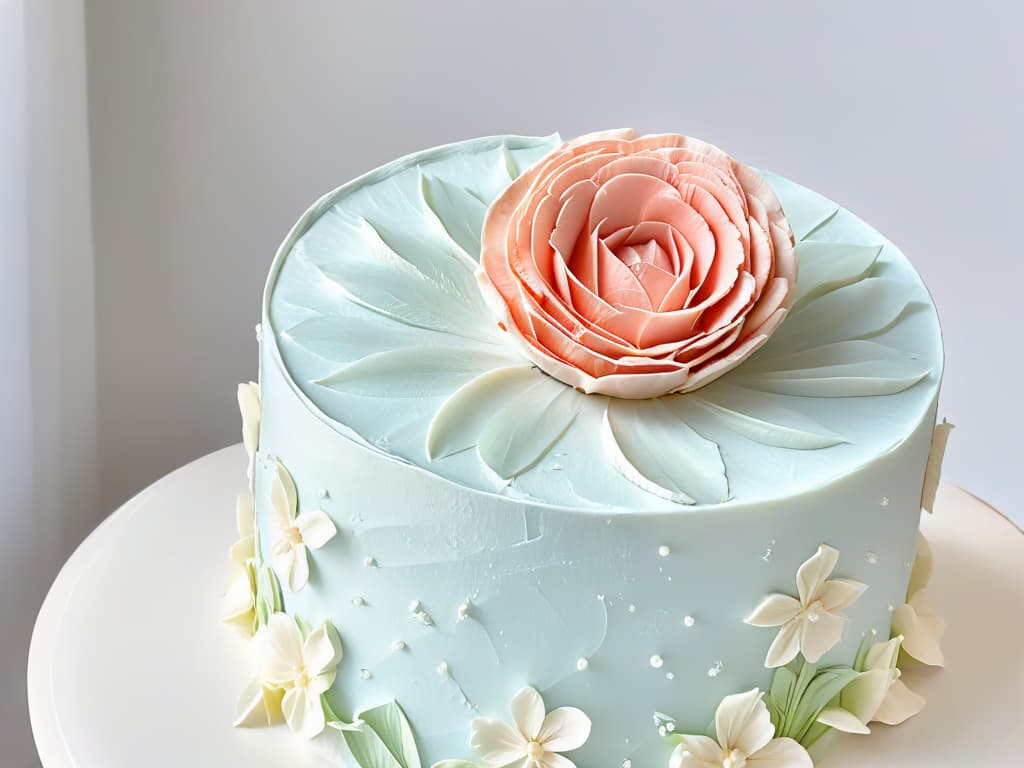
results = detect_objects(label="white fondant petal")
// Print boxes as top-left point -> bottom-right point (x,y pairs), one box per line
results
796,544 -> 839,604
764,620 -> 802,668
238,381 -> 261,460
266,613 -> 303,666
798,610 -> 846,663
874,678 -> 925,725
316,345 -> 518,399
604,398 -> 727,505
270,463 -> 298,528
510,686 -> 545,741
921,420 -> 954,512
426,365 -> 540,460
790,241 -> 881,309
232,678 -> 284,728
228,535 -> 255,568
816,706 -> 871,734
287,543 -> 311,592
892,591 -> 946,666
538,707 -> 591,752
309,670 -> 336,695
272,544 -> 297,593
670,736 -> 723,768
477,376 -> 581,480
690,388 -> 845,450
747,736 -> 813,768
282,686 -> 326,740
745,594 -> 802,628
221,571 -> 255,624
907,533 -> 934,596
421,172 -> 489,260
303,622 -> 343,675
715,688 -> 773,756
541,753 -> 577,768
470,718 -> 527,765
296,510 -> 338,549
818,577 -> 868,611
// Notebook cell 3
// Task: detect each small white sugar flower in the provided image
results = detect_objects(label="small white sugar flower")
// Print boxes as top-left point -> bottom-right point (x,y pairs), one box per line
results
891,533 -> 946,667
745,544 -> 867,667
270,462 -> 337,592
233,627 -> 285,728
670,688 -> 811,768
238,381 -> 261,483
816,635 -> 925,734
261,613 -> 342,739
471,686 -> 591,768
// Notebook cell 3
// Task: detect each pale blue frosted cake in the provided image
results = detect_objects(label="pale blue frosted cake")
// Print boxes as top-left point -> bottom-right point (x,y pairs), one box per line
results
223,130 -> 949,768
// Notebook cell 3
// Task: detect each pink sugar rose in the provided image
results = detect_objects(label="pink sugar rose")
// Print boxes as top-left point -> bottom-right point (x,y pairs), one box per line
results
478,129 -> 798,399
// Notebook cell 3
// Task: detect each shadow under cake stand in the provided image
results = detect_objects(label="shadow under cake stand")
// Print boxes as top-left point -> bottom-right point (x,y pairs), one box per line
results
27,445 -> 1024,766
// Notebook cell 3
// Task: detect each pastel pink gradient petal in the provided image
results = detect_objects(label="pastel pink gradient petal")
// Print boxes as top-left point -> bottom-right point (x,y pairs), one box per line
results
479,130 -> 797,398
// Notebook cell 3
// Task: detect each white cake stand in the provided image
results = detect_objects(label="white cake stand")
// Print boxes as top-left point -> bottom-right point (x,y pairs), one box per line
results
27,445 -> 1024,767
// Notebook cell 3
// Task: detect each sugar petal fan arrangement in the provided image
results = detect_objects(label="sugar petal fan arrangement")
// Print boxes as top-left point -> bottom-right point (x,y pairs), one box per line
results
273,130 -> 934,506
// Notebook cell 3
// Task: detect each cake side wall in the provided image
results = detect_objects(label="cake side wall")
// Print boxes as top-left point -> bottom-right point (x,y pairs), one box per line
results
254,344 -> 936,767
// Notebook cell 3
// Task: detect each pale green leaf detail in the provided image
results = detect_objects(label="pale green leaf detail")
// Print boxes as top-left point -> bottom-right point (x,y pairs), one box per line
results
316,346 -> 520,398
767,665 -> 798,731
689,384 -> 845,449
792,241 -> 882,310
477,375 -> 581,479
603,398 -> 727,505
355,701 -> 422,768
421,173 -> 488,260
426,365 -> 543,460
764,278 -> 923,353
333,719 -> 405,768
308,213 -> 489,339
735,340 -> 931,398
431,762 -> 484,768
783,665 -> 860,743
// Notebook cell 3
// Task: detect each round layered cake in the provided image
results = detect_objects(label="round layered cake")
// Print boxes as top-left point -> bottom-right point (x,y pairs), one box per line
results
227,131 -> 946,768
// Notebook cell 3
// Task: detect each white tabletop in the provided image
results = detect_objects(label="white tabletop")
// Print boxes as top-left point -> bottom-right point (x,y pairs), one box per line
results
27,444 -> 1024,767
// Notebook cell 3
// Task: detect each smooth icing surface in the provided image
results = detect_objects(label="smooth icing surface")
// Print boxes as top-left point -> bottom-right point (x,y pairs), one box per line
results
265,135 -> 942,510
254,134 -> 943,766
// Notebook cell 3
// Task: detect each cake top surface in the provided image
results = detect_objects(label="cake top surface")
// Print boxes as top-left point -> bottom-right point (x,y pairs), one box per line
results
263,132 -> 942,511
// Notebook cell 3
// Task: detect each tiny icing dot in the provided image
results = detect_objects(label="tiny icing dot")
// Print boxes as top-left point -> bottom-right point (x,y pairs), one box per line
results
666,722 -> 675,732
666,671 -> 675,680
658,545 -> 671,557
457,602 -> 471,621
658,726 -> 667,736
550,462 -> 563,471
364,557 -> 377,567
622,760 -> 632,768
628,604 -> 637,613
597,593 -> 605,601
392,640 -> 407,652
352,596 -> 365,606
576,658 -> 589,671
437,661 -> 451,679
359,668 -> 371,680
881,496 -> 890,506
683,615 -> 696,628
650,654 -> 664,669
708,660 -> 724,677
865,551 -> 879,565
888,605 -> 895,613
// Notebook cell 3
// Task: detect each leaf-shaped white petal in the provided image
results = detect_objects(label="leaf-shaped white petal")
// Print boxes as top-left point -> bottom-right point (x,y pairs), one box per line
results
603,399 -> 727,505
792,241 -> 882,309
873,678 -> 925,726
421,173 -> 488,260
310,214 -> 488,338
316,346 -> 520,399
477,377 -> 581,479
691,384 -> 845,449
295,510 -> 338,549
762,171 -> 839,241
737,340 -> 930,397
270,462 -> 298,527
816,705 -> 871,734
921,420 -> 954,512
426,365 -> 542,460
764,278 -> 922,353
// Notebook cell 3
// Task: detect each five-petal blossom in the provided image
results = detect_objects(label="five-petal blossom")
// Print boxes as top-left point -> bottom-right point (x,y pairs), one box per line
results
470,686 -> 591,768
745,544 -> 867,667
260,612 -> 343,739
670,688 -> 811,768
270,462 -> 338,592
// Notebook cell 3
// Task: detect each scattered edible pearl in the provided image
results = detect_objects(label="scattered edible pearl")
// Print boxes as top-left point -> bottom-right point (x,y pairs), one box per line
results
658,726 -> 667,736
392,640 -> 407,652
650,654 -> 664,669
352,596 -> 365,606
437,661 -> 451,679
458,602 -> 471,621
549,462 -> 563,471
576,658 -> 590,671
658,545 -> 671,557
683,615 -> 696,628
622,760 -> 632,768
666,672 -> 675,680
597,593 -> 605,601
881,496 -> 890,507
865,551 -> 879,565
359,669 -> 371,680
708,660 -> 724,678
628,604 -> 637,614
364,557 -> 377,567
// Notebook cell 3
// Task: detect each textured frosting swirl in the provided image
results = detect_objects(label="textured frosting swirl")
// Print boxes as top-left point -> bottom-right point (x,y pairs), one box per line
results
479,130 -> 798,399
